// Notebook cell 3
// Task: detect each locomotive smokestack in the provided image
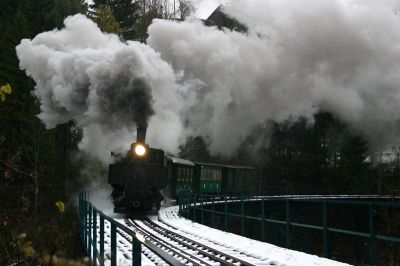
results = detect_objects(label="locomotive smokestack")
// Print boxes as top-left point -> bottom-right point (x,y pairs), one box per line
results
137,126 -> 147,143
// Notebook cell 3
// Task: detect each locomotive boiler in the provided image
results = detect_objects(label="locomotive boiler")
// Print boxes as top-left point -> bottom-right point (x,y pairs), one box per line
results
108,127 -> 165,213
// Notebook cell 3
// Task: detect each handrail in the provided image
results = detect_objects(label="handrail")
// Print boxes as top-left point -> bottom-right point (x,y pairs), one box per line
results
179,192 -> 400,266
78,191 -> 185,266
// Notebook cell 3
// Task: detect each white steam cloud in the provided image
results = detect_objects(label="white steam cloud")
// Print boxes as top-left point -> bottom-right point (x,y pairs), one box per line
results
16,15 -> 186,162
17,0 -> 400,160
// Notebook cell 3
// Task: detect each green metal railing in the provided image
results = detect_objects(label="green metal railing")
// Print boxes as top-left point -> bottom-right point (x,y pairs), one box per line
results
179,192 -> 400,266
78,191 -> 185,266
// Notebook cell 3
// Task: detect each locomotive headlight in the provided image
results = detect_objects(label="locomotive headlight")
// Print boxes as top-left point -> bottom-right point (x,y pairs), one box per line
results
134,144 -> 146,156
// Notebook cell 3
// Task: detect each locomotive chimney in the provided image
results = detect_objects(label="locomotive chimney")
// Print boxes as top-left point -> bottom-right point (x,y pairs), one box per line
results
136,126 -> 146,143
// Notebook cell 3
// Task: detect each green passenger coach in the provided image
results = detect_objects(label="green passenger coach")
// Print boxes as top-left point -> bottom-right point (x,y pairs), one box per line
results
165,156 -> 255,198
222,165 -> 254,195
165,156 -> 195,198
194,163 -> 223,193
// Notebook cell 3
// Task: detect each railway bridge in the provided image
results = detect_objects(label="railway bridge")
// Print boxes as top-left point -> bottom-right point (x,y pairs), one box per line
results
78,192 -> 400,266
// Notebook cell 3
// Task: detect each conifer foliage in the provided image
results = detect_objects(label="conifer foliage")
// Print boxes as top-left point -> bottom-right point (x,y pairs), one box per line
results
0,0 -> 87,264
91,0 -> 140,39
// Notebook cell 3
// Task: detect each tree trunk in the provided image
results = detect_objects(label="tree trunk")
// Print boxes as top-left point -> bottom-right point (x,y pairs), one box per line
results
33,172 -> 39,214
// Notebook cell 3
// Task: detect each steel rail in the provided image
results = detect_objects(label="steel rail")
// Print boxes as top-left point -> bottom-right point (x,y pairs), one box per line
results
143,219 -> 261,266
125,219 -> 217,266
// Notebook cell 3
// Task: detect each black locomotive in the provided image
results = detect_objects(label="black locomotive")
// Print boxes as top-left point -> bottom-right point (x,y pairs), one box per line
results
108,127 -> 165,213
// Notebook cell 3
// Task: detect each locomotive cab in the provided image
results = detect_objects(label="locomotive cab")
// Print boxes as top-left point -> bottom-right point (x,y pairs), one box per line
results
108,127 -> 166,213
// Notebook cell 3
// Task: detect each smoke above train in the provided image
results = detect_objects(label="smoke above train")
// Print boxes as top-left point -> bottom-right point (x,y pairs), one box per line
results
16,0 -> 400,162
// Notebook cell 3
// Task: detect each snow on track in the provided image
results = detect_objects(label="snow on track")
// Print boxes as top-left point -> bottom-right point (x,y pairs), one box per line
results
90,202 -> 352,265
132,218 -> 266,265
158,206 -> 351,266
93,217 -> 157,266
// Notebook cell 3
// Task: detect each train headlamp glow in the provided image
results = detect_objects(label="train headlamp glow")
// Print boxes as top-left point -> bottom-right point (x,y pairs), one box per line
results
134,144 -> 146,156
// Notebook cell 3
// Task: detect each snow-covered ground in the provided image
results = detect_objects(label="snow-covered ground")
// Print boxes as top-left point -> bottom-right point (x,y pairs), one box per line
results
158,206 -> 351,266
93,217 -> 158,266
89,202 -> 351,265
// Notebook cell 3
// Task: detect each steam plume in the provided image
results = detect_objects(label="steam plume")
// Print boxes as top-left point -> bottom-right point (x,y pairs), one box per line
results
16,15 -> 184,162
17,0 -> 400,160
148,0 -> 400,154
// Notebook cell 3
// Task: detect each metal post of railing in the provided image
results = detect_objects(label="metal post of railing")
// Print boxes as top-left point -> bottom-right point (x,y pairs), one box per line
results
111,223 -> 117,266
201,195 -> 204,224
241,197 -> 245,236
186,191 -> 190,218
79,197 -> 83,242
193,194 -> 196,222
369,202 -> 376,266
93,209 -> 97,265
212,196 -> 215,228
99,216 -> 104,266
178,191 -> 182,214
88,205 -> 92,258
180,191 -> 185,218
286,199 -> 291,248
182,191 -> 186,218
323,200 -> 329,258
224,196 -> 228,231
83,200 -> 87,253
132,237 -> 141,266
260,199 -> 265,241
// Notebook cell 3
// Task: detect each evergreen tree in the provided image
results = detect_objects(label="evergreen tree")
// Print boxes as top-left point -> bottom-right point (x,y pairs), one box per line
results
113,0 -> 140,39
91,0 -> 140,40
338,134 -> 369,189
179,136 -> 213,162
0,0 -> 86,206
93,6 -> 121,33
52,0 -> 88,28
262,111 -> 371,193
25,0 -> 55,34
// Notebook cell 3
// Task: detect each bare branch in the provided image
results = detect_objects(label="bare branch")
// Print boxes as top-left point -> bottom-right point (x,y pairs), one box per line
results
0,158 -> 33,178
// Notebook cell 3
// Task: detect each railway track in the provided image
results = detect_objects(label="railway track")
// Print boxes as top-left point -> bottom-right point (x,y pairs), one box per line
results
122,218 -> 274,266
88,204 -> 350,266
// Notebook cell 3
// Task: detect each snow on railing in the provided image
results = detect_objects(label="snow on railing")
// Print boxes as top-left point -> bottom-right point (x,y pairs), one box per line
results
78,191 -> 185,266
179,192 -> 400,266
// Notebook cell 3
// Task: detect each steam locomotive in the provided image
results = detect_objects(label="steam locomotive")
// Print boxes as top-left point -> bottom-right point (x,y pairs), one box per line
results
108,127 -> 165,213
108,127 -> 255,213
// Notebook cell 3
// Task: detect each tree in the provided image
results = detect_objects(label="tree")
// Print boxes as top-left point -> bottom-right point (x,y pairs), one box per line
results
0,0 -> 89,263
338,134 -> 369,190
25,0 -> 55,34
134,0 -> 193,41
112,0 -> 141,39
52,0 -> 88,28
91,0 -> 140,40
261,111 -> 371,194
90,0 -> 193,41
179,136 -> 213,162
177,0 -> 192,20
0,0 -> 85,212
92,6 -> 121,33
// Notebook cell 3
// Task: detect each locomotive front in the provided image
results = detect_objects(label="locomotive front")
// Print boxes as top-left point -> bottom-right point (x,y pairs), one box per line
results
108,127 -> 165,213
